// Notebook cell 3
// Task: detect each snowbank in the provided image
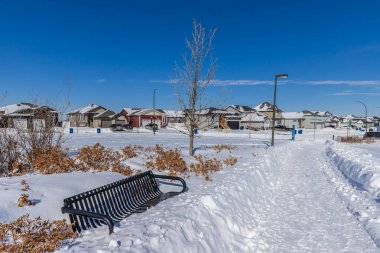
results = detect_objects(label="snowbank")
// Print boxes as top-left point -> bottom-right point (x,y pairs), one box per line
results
326,141 -> 380,198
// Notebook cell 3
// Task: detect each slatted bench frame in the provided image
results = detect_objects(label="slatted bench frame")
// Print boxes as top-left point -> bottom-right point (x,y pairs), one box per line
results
61,170 -> 186,234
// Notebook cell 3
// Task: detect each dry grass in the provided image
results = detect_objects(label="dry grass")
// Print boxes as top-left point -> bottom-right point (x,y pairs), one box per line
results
0,214 -> 76,252
146,145 -> 187,176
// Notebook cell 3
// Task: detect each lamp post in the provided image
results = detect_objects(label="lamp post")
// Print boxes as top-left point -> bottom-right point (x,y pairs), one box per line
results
153,89 -> 157,135
356,100 -> 367,133
271,74 -> 288,146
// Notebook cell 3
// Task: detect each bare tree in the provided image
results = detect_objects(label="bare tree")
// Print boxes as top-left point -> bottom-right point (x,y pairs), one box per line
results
174,20 -> 217,156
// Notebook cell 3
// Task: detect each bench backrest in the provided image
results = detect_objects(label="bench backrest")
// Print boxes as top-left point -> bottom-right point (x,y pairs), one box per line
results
63,171 -> 161,231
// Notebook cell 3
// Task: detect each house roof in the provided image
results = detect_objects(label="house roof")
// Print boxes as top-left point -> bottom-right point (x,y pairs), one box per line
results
94,110 -> 116,118
122,108 -> 146,115
69,104 -> 106,114
241,112 -> 268,122
302,110 -> 332,117
193,107 -> 232,115
0,103 -> 34,115
226,105 -> 255,113
254,102 -> 282,112
163,110 -> 185,117
0,103 -> 56,116
129,108 -> 166,116
282,112 -> 304,119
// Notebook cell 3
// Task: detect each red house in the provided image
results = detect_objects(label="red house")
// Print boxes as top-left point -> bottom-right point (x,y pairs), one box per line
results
120,108 -> 167,128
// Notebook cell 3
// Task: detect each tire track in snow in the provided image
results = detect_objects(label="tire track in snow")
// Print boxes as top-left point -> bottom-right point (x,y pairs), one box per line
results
254,142 -> 378,252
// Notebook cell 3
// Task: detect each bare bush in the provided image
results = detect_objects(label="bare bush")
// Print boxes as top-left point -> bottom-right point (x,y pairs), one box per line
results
0,214 -> 76,252
146,145 -> 187,176
0,129 -> 21,175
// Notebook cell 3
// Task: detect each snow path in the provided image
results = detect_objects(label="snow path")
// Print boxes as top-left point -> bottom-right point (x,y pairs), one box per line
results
254,142 -> 378,252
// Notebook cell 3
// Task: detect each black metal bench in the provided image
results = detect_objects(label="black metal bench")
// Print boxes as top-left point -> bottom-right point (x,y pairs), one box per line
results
61,170 -> 186,234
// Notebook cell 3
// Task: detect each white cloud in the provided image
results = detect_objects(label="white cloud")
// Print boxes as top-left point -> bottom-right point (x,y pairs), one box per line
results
211,79 -> 273,86
327,91 -> 380,96
95,79 -> 107,83
305,80 -> 380,86
150,79 -> 380,88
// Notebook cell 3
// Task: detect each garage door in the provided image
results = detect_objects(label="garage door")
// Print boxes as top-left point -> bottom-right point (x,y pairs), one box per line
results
33,119 -> 45,130
227,121 -> 239,129
142,119 -> 161,128
101,119 -> 112,128
115,120 -> 125,125
13,119 -> 28,129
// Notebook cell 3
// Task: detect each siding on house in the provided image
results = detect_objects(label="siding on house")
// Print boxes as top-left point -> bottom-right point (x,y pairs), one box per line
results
68,104 -> 107,127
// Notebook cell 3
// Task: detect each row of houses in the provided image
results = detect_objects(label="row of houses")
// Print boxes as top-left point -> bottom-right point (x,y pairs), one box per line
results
282,111 -> 380,129
1,102 -> 379,130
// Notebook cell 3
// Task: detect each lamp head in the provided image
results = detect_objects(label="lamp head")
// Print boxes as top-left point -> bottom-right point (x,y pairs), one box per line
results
276,74 -> 288,79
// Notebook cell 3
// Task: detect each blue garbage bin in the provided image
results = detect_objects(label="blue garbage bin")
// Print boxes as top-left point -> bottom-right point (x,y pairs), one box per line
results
97,128 -> 101,134
194,128 -> 198,134
69,128 -> 74,134
298,130 -> 303,134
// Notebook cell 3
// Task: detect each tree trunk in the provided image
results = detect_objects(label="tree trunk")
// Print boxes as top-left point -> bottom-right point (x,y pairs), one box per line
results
189,131 -> 194,156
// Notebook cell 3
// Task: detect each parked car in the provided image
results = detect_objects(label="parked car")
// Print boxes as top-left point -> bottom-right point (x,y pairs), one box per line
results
325,125 -> 336,128
110,124 -> 124,131
145,123 -> 158,130
274,125 -> 291,131
245,126 -> 259,131
124,124 -> 133,130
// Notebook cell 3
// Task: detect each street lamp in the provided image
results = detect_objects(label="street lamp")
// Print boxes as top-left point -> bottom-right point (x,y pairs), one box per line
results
271,73 -> 288,146
356,100 -> 367,133
153,89 -> 157,135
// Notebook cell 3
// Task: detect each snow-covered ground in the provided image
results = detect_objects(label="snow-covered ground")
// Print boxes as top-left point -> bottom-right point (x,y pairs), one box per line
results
1,127 -> 380,252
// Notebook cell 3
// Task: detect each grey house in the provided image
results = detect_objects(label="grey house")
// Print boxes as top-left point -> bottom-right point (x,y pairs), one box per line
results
67,104 -> 107,127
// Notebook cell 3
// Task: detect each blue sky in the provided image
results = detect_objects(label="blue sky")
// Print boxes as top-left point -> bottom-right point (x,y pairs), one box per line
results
1,0 -> 380,116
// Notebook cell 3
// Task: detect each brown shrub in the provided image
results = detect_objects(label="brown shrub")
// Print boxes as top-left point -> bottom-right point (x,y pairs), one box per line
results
121,145 -> 143,159
0,214 -> 76,252
31,146 -> 75,174
76,143 -> 133,176
76,143 -> 116,171
146,145 -> 187,176
189,155 -> 223,180
17,194 -> 34,207
223,156 -> 238,166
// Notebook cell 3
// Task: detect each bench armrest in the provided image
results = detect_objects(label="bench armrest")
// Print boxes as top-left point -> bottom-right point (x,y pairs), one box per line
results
61,206 -> 114,234
152,174 -> 187,193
